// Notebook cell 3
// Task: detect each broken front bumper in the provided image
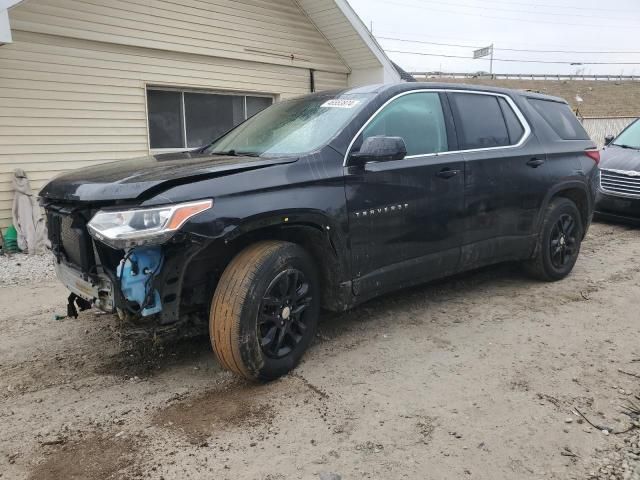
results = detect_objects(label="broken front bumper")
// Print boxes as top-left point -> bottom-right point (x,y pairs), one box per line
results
54,260 -> 115,313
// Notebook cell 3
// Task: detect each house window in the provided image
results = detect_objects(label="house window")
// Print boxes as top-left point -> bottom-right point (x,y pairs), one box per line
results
147,88 -> 273,150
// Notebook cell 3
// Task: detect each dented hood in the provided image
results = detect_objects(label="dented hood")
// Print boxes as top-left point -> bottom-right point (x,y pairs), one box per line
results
39,151 -> 296,202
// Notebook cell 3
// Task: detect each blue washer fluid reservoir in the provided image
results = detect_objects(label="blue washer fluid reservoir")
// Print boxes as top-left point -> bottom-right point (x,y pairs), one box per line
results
117,247 -> 164,317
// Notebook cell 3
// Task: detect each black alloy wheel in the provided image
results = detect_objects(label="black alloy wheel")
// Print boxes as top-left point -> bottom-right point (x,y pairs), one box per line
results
549,213 -> 578,269
258,269 -> 313,359
210,241 -> 319,381
524,197 -> 584,282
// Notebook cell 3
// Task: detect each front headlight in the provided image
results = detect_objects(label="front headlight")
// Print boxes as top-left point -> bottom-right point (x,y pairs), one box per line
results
87,200 -> 213,249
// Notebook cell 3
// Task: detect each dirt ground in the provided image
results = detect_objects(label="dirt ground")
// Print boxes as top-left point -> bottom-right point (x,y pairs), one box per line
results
1,221 -> 639,480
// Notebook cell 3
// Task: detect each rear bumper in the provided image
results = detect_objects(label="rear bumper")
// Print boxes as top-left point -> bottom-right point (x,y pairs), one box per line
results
595,190 -> 640,225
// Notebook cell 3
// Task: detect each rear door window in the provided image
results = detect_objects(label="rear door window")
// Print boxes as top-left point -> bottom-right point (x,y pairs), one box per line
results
449,93 -> 510,149
360,92 -> 448,156
498,97 -> 525,144
527,98 -> 589,140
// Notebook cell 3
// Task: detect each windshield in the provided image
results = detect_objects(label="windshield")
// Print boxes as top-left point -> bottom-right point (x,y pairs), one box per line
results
613,119 -> 640,149
205,93 -> 374,157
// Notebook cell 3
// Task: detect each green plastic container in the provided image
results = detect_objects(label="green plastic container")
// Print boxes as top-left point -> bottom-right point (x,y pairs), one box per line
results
3,225 -> 19,253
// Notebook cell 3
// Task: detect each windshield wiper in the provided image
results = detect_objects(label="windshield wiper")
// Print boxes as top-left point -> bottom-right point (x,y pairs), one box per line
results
210,149 -> 260,157
613,143 -> 640,150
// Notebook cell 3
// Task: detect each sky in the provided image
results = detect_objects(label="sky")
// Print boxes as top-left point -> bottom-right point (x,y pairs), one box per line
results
348,0 -> 640,76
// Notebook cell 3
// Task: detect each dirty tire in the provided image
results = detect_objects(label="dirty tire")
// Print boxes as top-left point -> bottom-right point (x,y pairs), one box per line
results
210,241 -> 319,381
525,197 -> 584,282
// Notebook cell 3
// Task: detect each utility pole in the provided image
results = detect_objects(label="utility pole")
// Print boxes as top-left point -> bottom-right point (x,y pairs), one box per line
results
490,43 -> 494,78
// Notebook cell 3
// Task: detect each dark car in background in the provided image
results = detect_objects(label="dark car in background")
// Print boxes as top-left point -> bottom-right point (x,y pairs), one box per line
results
40,83 -> 599,381
596,119 -> 640,224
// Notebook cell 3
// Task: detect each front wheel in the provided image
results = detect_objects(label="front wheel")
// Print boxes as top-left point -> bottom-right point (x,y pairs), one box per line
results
525,198 -> 584,281
210,241 -> 319,381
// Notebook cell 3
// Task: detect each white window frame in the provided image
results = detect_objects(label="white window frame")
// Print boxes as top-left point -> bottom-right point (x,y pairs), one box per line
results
145,86 -> 275,153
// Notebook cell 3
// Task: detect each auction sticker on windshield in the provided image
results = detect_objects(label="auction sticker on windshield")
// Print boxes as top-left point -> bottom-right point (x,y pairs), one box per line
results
321,99 -> 361,108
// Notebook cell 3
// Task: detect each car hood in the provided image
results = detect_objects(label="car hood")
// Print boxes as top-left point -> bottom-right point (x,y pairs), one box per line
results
600,145 -> 640,174
40,151 -> 297,202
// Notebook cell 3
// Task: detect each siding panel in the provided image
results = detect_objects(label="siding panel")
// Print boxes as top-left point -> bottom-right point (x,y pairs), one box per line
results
0,155 -> 138,171
11,0 -> 350,73
314,71 -> 349,92
0,40 -> 315,85
1,59 -> 312,91
0,108 -> 147,120
33,0 -> 341,55
296,0 -> 381,70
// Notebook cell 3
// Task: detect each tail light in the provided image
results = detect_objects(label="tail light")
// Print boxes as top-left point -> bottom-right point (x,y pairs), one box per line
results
585,149 -> 600,165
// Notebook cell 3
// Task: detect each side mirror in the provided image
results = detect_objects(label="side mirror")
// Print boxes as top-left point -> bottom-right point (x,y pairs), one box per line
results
350,136 -> 407,165
604,134 -> 615,146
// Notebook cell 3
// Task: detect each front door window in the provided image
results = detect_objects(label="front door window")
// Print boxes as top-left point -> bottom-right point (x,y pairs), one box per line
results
359,92 -> 449,156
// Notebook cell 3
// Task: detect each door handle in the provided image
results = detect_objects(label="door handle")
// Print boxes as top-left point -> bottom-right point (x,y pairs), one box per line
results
526,158 -> 545,168
436,168 -> 460,179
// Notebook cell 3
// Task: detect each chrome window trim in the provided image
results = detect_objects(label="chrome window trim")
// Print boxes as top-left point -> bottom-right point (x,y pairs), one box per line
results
343,89 -> 532,166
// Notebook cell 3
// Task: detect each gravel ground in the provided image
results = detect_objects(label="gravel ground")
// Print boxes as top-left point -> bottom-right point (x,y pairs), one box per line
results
1,221 -> 639,480
589,431 -> 640,480
0,253 -> 55,287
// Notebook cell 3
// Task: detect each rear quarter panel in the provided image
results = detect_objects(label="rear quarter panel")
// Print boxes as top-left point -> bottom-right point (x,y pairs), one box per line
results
515,95 -> 598,230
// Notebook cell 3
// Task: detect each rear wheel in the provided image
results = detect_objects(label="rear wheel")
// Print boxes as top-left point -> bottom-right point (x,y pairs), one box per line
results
210,241 -> 319,381
525,198 -> 584,281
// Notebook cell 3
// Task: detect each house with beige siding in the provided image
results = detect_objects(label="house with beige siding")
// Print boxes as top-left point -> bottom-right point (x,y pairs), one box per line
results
0,0 -> 401,228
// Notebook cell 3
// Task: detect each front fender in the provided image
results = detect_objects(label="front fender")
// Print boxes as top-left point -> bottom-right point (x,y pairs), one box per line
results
181,199 -> 352,285
222,209 -> 338,242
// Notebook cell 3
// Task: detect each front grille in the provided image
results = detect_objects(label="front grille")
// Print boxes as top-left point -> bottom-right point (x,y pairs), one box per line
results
46,207 -> 95,271
600,169 -> 640,198
60,215 -> 84,267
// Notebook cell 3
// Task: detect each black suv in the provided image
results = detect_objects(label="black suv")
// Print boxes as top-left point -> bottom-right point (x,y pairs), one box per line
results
41,83 -> 599,381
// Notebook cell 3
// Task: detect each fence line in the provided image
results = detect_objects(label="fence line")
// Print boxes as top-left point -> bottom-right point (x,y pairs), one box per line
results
580,117 -> 636,147
411,73 -> 640,82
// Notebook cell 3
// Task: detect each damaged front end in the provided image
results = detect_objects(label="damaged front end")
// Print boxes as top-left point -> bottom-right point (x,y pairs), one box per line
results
117,246 -> 164,318
44,200 -> 213,326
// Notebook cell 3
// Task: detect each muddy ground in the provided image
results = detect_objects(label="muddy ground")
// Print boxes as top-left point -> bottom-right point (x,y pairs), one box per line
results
1,221 -> 639,480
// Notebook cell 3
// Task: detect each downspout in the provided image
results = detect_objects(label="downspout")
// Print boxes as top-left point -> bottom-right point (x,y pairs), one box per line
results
310,69 -> 316,93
